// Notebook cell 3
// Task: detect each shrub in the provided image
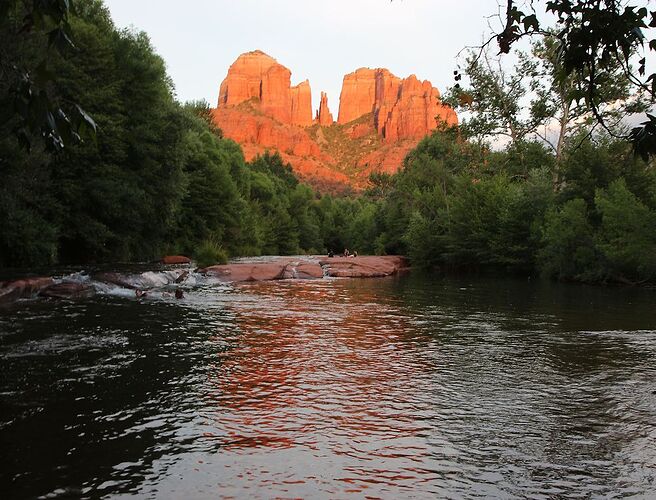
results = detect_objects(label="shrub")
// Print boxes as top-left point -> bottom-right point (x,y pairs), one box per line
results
194,239 -> 228,268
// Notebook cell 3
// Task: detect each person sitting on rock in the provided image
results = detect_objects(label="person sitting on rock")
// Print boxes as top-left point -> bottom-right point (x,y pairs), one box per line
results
343,248 -> 350,257
353,250 -> 358,258
328,249 -> 334,258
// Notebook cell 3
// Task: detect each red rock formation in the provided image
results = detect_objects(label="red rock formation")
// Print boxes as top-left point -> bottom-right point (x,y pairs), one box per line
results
218,50 -> 278,106
337,68 -> 377,124
217,50 -> 312,127
316,91 -> 334,126
290,80 -> 313,127
211,106 -> 322,157
212,51 -> 457,192
319,256 -> 409,278
260,63 -> 292,123
338,68 -> 457,142
200,256 -> 407,282
379,75 -> 457,142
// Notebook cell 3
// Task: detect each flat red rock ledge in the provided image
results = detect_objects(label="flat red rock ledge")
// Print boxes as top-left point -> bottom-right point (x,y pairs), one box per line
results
200,256 -> 408,282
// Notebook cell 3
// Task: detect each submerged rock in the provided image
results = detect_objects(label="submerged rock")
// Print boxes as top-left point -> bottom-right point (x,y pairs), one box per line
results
0,277 -> 54,304
95,270 -> 188,290
40,281 -> 95,299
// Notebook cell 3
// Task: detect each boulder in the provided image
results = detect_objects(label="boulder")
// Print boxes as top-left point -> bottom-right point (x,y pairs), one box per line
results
162,255 -> 191,265
280,261 -> 324,279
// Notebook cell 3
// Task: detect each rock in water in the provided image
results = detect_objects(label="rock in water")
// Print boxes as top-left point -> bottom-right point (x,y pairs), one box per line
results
0,277 -> 54,304
200,256 -> 407,282
162,255 -> 191,265
41,282 -> 95,299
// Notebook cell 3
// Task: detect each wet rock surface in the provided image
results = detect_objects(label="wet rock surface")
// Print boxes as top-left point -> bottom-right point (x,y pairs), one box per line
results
40,281 -> 95,299
0,256 -> 408,304
0,277 -> 54,303
319,256 -> 409,278
201,255 -> 407,282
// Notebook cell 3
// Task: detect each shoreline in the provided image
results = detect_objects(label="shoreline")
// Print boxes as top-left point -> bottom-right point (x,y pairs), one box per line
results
0,255 -> 410,304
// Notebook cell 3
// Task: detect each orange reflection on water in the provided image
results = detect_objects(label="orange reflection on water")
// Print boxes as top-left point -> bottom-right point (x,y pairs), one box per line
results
204,278 -> 438,496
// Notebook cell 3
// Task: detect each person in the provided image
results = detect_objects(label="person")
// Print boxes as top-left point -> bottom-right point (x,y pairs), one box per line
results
343,248 -> 350,257
353,250 -> 358,257
328,249 -> 334,258
175,289 -> 184,300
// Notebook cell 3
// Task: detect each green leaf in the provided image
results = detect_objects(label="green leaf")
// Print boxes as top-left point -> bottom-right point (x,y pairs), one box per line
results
522,14 -> 540,32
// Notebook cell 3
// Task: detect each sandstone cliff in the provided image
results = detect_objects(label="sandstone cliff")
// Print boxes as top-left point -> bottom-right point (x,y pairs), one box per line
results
316,91 -> 334,126
212,50 -> 457,192
218,50 -> 312,127
338,68 -> 458,142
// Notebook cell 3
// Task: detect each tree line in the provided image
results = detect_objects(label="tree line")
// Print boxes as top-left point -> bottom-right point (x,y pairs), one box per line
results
1,0 -> 655,285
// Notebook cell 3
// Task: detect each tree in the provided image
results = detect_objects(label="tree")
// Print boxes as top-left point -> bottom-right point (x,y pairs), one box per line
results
445,49 -> 540,145
492,0 -> 656,159
527,35 -> 647,178
0,0 -> 96,153
537,198 -> 598,280
595,178 -> 656,283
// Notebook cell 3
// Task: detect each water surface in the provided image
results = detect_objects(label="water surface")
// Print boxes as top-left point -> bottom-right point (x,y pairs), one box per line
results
1,272 -> 655,498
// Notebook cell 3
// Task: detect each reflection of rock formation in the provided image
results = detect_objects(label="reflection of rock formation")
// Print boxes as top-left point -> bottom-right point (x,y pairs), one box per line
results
211,50 -> 457,192
205,278 -> 435,498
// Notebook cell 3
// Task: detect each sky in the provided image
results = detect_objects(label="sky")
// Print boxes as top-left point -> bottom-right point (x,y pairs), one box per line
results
102,0 -> 507,113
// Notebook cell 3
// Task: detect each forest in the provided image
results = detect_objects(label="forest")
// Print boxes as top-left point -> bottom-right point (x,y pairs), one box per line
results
1,0 -> 655,285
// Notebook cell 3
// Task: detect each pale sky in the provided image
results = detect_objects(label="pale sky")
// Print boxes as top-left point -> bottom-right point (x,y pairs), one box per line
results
102,0 -> 506,113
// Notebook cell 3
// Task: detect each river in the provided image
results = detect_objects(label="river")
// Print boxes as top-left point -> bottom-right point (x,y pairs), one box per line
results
1,270 -> 655,498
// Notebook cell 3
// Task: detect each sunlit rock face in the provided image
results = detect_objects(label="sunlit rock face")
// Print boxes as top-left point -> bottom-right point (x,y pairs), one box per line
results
339,68 -> 458,141
212,50 -> 457,192
316,91 -> 334,126
217,50 -> 312,127
291,80 -> 313,127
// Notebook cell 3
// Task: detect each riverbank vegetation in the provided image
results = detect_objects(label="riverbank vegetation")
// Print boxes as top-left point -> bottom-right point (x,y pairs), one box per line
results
1,0 -> 654,285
